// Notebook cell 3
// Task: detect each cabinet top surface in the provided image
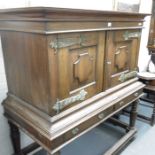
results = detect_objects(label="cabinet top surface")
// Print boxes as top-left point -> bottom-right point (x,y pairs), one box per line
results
0,7 -> 149,21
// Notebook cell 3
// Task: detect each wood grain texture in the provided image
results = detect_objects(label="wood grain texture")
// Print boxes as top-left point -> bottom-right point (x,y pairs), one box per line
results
2,82 -> 145,152
105,30 -> 141,89
1,32 -> 50,113
0,7 -> 146,116
0,7 -> 148,21
0,7 -> 148,34
0,7 -> 147,154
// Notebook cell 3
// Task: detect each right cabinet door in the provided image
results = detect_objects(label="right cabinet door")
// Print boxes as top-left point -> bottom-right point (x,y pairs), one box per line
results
105,30 -> 141,89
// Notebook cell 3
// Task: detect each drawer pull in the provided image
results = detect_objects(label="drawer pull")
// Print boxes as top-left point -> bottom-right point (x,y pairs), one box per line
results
119,101 -> 124,106
98,113 -> 105,119
72,128 -> 79,135
134,92 -> 139,97
107,61 -> 111,65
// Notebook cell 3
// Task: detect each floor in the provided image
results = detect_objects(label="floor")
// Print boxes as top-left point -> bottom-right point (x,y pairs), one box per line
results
33,101 -> 155,155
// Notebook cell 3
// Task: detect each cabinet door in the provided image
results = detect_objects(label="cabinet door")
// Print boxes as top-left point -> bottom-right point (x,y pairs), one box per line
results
49,32 -> 105,112
105,30 -> 141,89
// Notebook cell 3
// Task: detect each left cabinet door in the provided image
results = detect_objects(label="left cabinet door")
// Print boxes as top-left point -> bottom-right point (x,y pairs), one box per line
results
48,32 -> 105,113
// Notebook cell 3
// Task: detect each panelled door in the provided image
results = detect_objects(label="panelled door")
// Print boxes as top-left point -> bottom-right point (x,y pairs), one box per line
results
49,32 -> 105,112
105,30 -> 141,89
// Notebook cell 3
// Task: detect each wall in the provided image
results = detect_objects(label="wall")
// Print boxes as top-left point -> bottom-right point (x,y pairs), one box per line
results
0,1 -> 152,155
139,0 -> 152,71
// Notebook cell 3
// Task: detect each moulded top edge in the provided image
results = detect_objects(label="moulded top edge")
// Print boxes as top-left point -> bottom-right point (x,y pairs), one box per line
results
0,7 -> 150,21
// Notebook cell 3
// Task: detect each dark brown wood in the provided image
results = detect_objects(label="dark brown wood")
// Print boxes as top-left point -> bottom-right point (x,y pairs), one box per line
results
0,7 -> 147,155
105,100 -> 139,154
4,84 -> 144,153
1,32 -> 51,114
140,91 -> 155,126
9,121 -> 41,155
8,122 -> 23,155
108,117 -> 130,132
137,113 -> 152,122
104,128 -> 137,155
129,100 -> 139,129
0,7 -> 146,116
0,7 -> 148,22
123,101 -> 155,126
137,81 -> 155,126
105,30 -> 141,89
22,142 -> 40,155
151,101 -> 155,126
47,31 -> 105,114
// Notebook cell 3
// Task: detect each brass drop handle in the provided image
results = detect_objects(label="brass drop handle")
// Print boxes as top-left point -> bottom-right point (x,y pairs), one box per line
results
119,101 -> 124,106
134,92 -> 139,97
72,128 -> 79,135
98,113 -> 105,119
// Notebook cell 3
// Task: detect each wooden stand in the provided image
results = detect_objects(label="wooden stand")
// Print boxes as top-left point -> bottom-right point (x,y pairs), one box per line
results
139,90 -> 155,126
105,101 -> 138,155
9,122 -> 23,155
9,100 -> 139,155
123,85 -> 155,126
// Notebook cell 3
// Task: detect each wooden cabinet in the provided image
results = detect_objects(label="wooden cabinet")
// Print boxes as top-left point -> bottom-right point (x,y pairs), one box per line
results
0,7 -> 147,154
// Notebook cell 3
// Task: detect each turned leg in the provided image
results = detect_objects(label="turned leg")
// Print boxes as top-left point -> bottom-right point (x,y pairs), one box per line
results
151,102 -> 155,126
129,100 -> 139,129
8,122 -> 23,155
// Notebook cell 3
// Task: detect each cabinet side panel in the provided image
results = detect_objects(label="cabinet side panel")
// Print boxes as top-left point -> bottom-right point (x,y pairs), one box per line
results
1,31 -> 50,113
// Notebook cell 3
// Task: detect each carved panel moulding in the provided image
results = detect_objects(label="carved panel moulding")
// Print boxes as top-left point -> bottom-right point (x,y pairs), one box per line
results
74,53 -> 94,83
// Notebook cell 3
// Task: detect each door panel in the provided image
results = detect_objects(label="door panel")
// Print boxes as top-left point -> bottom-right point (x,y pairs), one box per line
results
54,32 -> 105,112
105,30 -> 141,89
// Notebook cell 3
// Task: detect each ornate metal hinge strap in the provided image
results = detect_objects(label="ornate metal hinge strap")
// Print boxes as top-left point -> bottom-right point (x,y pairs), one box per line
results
53,89 -> 88,112
50,35 -> 86,51
119,71 -> 137,82
123,31 -> 141,40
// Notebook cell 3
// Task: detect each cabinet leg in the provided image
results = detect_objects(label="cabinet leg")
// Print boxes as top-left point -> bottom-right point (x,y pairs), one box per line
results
8,122 -> 23,155
129,100 -> 138,129
151,103 -> 155,126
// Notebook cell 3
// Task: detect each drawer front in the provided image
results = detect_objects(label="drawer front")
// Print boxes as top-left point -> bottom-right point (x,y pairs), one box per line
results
63,106 -> 113,142
114,89 -> 143,110
59,89 -> 143,146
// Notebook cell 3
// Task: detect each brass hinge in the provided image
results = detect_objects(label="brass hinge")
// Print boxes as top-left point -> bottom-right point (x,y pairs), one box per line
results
49,35 -> 86,51
123,31 -> 141,40
119,71 -> 137,82
53,89 -> 88,113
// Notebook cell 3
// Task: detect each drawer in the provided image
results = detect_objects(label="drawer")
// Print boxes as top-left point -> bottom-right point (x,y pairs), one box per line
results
54,88 -> 143,149
114,89 -> 143,111
63,106 -> 113,143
